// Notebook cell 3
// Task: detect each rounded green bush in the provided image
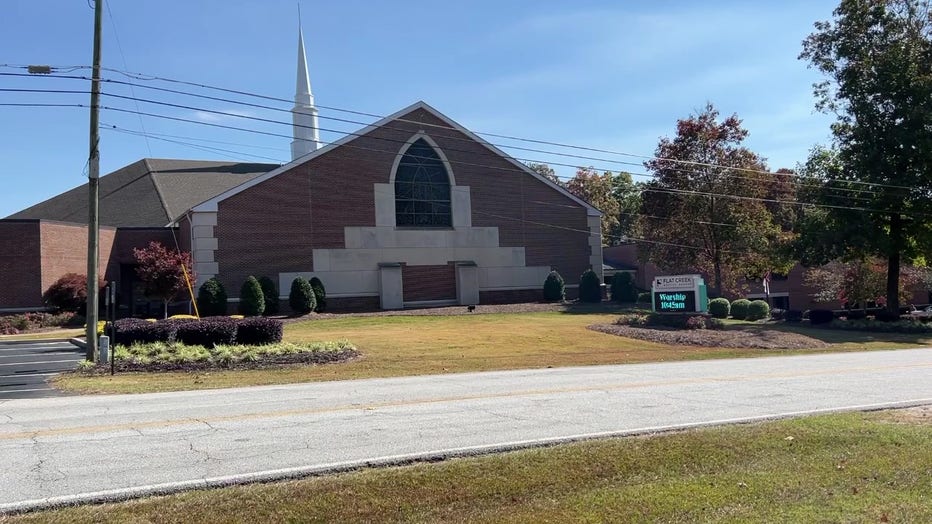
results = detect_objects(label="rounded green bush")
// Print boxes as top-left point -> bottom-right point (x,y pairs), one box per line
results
708,298 -> 730,319
543,271 -> 565,302
239,276 -> 265,317
289,277 -> 316,315
309,276 -> 327,313
578,269 -> 602,303
610,272 -> 638,303
730,299 -> 752,320
197,277 -> 227,317
747,299 -> 771,321
257,276 -> 279,316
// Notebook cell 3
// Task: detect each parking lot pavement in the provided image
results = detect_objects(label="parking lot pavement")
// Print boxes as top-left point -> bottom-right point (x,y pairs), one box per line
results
0,341 -> 84,399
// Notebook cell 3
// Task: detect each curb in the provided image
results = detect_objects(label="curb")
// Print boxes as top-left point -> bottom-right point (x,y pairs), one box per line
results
1,397 -> 930,515
69,338 -> 87,349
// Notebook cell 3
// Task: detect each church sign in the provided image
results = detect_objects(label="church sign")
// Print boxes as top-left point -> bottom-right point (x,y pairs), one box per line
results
651,275 -> 708,314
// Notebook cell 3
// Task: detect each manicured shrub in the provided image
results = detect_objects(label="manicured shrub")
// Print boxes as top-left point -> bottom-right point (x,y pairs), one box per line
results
874,310 -> 901,322
730,299 -> 751,320
708,298 -> 730,319
844,309 -> 867,320
829,318 -> 932,333
42,273 -> 104,313
197,277 -> 228,317
289,277 -> 316,314
785,309 -> 803,322
309,277 -> 327,313
578,269 -> 602,303
747,300 -> 771,321
543,271 -> 565,302
111,318 -> 161,346
239,276 -> 265,317
808,309 -> 834,325
685,316 -> 708,330
236,317 -> 284,345
637,291 -> 652,305
175,316 -> 237,348
610,272 -> 638,303
257,276 -> 279,316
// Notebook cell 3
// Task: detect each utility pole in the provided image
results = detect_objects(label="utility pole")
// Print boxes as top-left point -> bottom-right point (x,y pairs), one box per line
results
85,0 -> 103,362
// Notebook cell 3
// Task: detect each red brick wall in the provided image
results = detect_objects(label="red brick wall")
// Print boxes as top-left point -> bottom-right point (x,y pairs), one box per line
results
217,166 -> 315,294
0,221 -> 42,308
215,106 -> 594,301
38,222 -> 116,295
402,264 -> 456,302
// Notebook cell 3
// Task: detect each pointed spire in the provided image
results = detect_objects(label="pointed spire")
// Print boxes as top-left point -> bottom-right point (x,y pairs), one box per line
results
291,3 -> 320,161
295,5 -> 313,105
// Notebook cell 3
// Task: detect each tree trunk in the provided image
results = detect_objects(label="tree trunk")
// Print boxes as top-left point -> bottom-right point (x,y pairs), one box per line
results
713,254 -> 723,298
886,214 -> 903,314
163,299 -> 169,319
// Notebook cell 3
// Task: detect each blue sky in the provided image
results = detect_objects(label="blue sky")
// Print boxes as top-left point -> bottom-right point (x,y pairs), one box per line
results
1,0 -> 837,218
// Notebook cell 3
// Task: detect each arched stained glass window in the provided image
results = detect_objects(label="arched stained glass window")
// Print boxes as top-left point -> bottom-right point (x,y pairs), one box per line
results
394,139 -> 452,227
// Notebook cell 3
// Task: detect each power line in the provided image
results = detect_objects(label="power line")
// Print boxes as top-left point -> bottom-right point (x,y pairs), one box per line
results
0,85 -> 890,206
0,67 -> 915,196
4,99 -> 921,218
103,125 -> 286,163
103,0 -> 152,157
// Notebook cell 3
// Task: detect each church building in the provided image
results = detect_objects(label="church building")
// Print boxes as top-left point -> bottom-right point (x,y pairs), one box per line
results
0,24 -> 602,314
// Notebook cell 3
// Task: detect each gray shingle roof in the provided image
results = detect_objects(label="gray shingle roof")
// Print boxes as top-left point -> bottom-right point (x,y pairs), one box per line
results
6,159 -> 277,227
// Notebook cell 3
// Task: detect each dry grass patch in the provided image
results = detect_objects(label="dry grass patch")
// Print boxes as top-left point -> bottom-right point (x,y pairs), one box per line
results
54,312 -> 932,395
7,410 -> 930,523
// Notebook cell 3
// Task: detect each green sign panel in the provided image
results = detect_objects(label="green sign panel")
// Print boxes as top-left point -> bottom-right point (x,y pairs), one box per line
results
651,274 -> 708,314
654,291 -> 696,312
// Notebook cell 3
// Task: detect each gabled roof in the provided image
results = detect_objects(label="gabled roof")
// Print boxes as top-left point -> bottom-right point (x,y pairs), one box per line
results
7,159 -> 277,227
191,101 -> 601,217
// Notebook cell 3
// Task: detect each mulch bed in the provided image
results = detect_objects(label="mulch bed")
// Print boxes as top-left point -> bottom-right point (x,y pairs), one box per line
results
589,324 -> 831,350
80,348 -> 360,374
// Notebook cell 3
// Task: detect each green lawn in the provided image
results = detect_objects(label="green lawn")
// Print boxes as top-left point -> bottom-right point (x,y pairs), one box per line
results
54,311 -> 932,394
8,410 -> 930,523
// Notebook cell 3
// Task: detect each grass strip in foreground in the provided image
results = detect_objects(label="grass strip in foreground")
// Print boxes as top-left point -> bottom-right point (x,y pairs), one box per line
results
55,311 -> 932,394
7,410 -> 930,523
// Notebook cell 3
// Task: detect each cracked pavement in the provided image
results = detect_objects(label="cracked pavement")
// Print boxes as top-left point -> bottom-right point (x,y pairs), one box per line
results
1,348 -> 931,509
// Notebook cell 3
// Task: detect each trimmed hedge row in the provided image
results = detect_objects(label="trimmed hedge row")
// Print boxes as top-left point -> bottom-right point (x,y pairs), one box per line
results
110,316 -> 283,347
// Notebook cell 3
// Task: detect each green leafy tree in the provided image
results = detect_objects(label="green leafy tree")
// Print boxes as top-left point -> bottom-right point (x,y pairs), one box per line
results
132,241 -> 195,319
610,171 -> 642,243
289,277 -> 316,314
197,277 -> 228,316
610,272 -> 638,303
257,276 -> 279,315
637,104 -> 791,296
566,167 -> 620,246
799,0 -> 932,312
578,269 -> 602,303
526,162 -> 563,186
239,276 -> 265,317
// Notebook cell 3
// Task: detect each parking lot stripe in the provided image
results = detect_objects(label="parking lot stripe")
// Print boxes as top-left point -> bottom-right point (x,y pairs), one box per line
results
0,359 -> 81,367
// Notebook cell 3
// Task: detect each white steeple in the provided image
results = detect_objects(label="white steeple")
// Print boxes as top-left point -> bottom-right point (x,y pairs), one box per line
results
291,8 -> 320,161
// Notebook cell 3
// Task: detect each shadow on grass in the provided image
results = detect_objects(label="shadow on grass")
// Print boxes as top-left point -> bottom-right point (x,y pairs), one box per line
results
555,302 -> 650,315
728,321 -> 932,345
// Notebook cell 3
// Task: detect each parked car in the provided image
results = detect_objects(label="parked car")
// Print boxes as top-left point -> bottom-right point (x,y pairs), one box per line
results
908,306 -> 932,320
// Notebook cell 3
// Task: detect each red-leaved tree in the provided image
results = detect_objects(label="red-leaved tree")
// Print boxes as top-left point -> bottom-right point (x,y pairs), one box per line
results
133,241 -> 195,318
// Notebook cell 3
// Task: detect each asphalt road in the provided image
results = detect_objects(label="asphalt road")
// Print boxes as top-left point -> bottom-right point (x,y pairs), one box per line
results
0,341 -> 83,400
1,347 -> 930,512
